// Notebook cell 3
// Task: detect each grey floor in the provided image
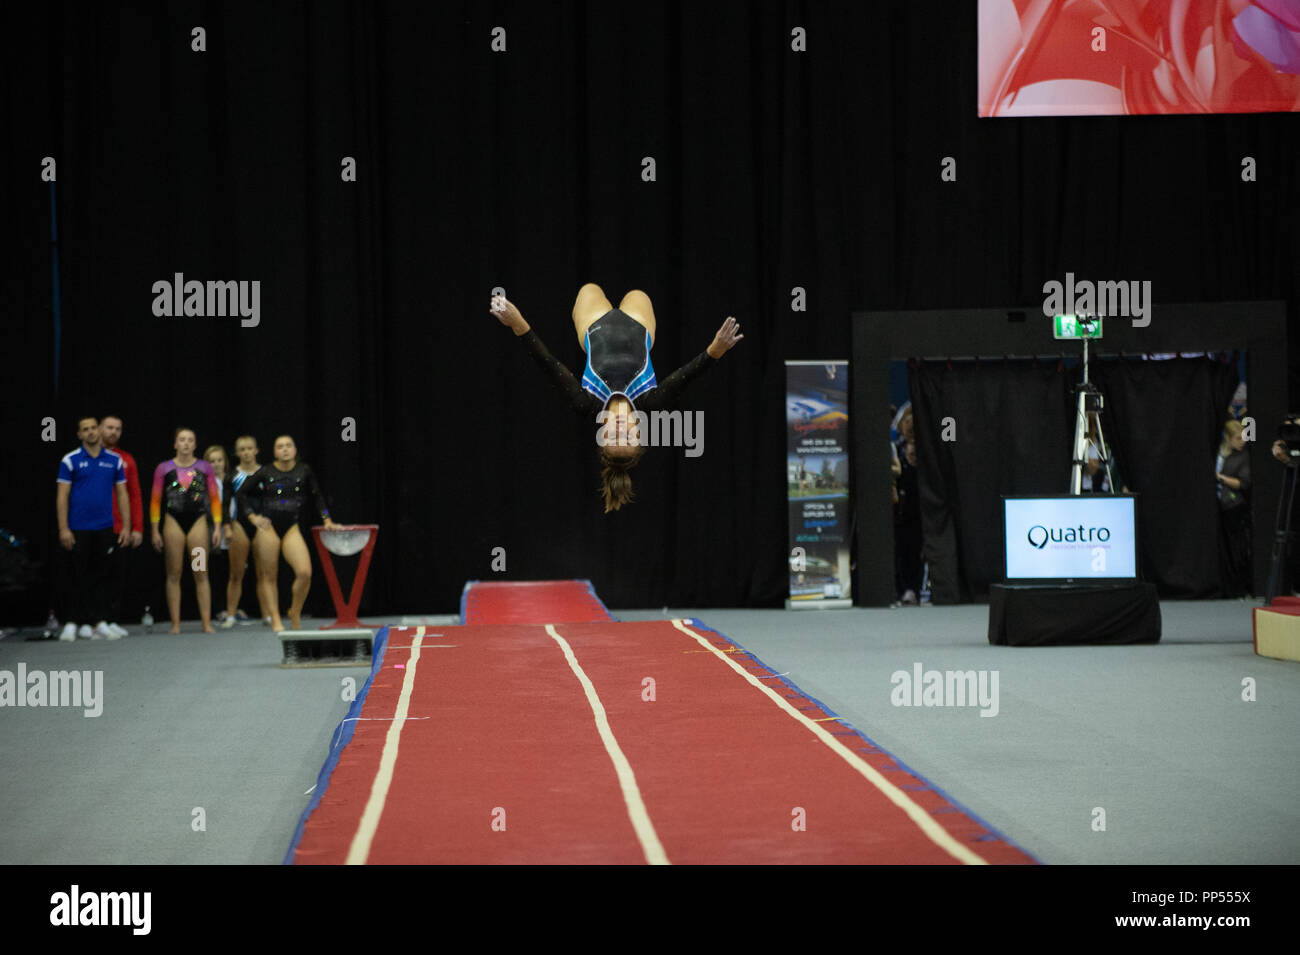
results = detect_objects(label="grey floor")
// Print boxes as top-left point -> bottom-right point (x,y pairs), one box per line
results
1,599 -> 1296,864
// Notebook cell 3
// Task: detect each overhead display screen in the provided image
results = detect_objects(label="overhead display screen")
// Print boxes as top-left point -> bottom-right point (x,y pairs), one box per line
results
979,0 -> 1300,116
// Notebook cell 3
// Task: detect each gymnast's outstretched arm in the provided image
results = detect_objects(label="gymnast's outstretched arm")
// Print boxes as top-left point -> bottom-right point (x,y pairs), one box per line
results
491,294 -> 602,415
639,315 -> 743,411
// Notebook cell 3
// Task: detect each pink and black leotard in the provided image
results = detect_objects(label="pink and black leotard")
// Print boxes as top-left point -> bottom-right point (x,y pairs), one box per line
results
150,459 -> 222,534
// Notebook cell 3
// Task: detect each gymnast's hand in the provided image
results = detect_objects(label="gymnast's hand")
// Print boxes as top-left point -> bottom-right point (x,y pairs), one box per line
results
490,294 -> 530,335
708,316 -> 744,358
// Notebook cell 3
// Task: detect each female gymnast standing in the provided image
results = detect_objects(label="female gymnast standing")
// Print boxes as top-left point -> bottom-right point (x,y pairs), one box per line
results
202,443 -> 233,623
235,434 -> 339,632
218,435 -> 269,628
149,428 -> 223,633
491,284 -> 743,511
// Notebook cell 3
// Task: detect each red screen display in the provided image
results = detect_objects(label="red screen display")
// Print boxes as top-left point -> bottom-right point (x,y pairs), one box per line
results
979,0 -> 1300,115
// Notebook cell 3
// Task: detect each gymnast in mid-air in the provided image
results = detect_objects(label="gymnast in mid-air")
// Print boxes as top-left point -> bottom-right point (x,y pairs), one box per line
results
492,284 -> 743,511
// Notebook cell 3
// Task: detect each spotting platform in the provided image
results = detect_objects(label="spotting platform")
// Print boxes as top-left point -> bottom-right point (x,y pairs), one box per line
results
1254,597 -> 1300,663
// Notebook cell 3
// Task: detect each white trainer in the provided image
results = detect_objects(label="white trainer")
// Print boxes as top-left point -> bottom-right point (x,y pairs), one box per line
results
59,622 -> 78,642
94,622 -> 121,640
77,624 -> 94,639
107,622 -> 128,638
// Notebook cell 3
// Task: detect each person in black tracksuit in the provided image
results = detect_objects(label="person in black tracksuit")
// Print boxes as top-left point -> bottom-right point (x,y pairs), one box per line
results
1216,419 -> 1252,596
894,436 -> 923,604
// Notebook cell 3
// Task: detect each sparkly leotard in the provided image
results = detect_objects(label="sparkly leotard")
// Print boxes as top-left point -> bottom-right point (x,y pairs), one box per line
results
235,461 -> 330,536
150,459 -> 222,534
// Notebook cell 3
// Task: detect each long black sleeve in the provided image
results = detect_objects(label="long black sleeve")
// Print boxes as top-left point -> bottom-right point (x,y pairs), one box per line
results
637,350 -> 717,411
1220,448 -> 1251,493
519,329 -> 603,416
220,476 -> 234,524
302,464 -> 331,522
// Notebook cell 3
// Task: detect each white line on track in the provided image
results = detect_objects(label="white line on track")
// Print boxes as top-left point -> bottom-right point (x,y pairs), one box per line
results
670,618 -> 988,865
345,626 -> 425,865
546,624 -> 670,866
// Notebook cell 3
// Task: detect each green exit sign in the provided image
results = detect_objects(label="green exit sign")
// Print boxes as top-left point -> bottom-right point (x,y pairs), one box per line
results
1053,314 -> 1103,340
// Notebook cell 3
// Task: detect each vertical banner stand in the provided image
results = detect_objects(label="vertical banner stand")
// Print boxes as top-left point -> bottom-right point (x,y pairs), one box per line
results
785,360 -> 854,610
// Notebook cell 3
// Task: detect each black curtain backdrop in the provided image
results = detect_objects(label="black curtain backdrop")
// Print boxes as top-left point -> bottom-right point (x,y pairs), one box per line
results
909,359 -> 1074,603
1091,356 -> 1240,596
910,356 -> 1239,602
2,2 -> 1297,622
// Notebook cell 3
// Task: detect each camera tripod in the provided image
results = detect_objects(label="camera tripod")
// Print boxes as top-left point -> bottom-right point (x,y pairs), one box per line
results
1069,322 -> 1113,494
1265,459 -> 1299,604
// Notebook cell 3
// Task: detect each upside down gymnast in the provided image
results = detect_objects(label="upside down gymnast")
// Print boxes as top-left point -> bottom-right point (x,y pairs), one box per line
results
491,284 -> 743,511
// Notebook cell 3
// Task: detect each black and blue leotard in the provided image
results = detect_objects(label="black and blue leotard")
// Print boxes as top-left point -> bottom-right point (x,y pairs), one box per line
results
521,310 -> 716,414
580,309 -> 658,404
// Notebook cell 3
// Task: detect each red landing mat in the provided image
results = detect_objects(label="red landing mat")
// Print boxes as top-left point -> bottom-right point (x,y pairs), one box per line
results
289,619 -> 1038,865
1264,596 -> 1300,615
460,579 -> 614,625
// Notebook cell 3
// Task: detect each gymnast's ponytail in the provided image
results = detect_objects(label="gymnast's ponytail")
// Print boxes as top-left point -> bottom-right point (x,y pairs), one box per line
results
599,447 -> 644,513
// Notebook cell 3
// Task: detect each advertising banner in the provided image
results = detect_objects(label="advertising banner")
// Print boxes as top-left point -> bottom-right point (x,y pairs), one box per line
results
786,361 -> 852,609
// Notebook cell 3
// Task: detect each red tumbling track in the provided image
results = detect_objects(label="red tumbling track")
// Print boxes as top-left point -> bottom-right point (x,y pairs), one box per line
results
291,584 -> 1036,864
461,579 -> 613,624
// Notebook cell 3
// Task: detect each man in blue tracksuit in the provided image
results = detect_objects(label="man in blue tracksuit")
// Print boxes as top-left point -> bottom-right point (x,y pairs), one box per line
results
55,416 -> 132,640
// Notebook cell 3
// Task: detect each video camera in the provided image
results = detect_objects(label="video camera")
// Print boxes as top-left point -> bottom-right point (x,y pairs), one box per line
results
1277,415 -> 1300,467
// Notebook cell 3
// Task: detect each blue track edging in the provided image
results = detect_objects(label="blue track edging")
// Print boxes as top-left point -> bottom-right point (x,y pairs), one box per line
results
282,625 -> 392,865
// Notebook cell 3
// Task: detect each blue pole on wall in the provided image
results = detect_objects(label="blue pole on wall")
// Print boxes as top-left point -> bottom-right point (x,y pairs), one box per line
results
49,180 -> 62,398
